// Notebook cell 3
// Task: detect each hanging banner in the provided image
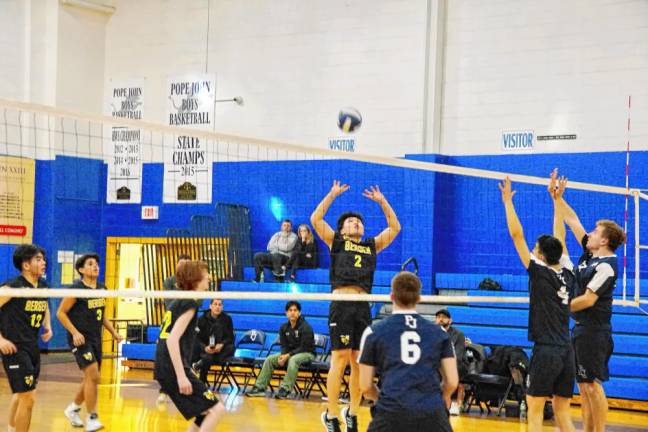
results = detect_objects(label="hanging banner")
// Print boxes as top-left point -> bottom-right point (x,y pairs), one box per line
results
0,156 -> 35,244
163,74 -> 215,203
104,79 -> 144,203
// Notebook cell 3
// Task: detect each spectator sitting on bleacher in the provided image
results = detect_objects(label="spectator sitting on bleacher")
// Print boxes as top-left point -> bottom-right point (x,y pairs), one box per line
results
435,308 -> 466,416
253,219 -> 298,282
284,224 -> 319,281
191,299 -> 235,384
246,301 -> 315,399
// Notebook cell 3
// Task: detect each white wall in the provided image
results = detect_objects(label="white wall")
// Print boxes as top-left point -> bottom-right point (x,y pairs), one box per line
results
441,0 -> 648,155
56,4 -> 108,113
3,0 -> 648,159
0,0 -> 28,101
104,0 -> 430,157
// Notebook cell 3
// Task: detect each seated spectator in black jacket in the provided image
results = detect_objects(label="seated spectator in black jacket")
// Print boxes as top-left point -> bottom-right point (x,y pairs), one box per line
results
284,224 -> 319,281
192,299 -> 235,384
246,301 -> 315,399
436,308 -> 466,416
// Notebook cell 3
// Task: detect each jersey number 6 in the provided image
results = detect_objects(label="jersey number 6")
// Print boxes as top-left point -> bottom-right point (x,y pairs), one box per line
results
400,331 -> 421,365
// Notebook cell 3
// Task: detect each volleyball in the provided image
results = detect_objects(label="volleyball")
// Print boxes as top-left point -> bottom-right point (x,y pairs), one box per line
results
338,107 -> 362,133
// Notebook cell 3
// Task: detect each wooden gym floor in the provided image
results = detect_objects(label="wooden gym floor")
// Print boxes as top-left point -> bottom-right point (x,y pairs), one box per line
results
1,357 -> 647,431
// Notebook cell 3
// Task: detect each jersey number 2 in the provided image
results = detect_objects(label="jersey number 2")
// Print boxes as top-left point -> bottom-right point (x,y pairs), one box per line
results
354,255 -> 362,268
159,311 -> 172,340
400,331 -> 421,365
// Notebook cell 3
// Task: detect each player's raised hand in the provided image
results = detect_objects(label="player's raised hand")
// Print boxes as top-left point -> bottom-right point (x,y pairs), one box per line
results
0,337 -> 17,355
548,168 -> 559,199
498,177 -> 516,202
363,185 -> 385,203
330,180 -> 349,198
555,176 -> 567,200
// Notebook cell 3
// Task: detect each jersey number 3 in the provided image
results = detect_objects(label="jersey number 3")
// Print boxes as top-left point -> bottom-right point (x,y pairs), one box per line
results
400,331 -> 421,365
159,311 -> 172,340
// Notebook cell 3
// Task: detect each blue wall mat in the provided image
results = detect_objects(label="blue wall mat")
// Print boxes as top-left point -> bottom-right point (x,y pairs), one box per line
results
3,150 -> 646,349
406,152 -> 647,278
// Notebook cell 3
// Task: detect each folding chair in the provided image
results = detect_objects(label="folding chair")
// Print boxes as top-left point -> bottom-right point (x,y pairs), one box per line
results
303,334 -> 331,398
462,361 -> 527,416
214,329 -> 266,393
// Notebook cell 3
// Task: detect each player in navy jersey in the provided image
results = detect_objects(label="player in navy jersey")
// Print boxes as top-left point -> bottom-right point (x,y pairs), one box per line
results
500,177 -> 576,432
0,244 -> 53,432
552,171 -> 625,432
57,254 -> 123,431
358,271 -> 457,432
154,260 -> 224,431
311,180 -> 400,432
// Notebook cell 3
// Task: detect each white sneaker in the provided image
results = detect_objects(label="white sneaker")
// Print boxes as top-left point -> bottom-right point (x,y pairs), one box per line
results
85,415 -> 104,432
449,401 -> 460,416
64,403 -> 84,427
156,392 -> 169,403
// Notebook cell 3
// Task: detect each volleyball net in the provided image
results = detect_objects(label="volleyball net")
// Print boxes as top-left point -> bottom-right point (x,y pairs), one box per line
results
0,97 -> 645,315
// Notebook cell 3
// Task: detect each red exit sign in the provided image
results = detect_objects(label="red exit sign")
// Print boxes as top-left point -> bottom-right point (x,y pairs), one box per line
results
141,206 -> 159,220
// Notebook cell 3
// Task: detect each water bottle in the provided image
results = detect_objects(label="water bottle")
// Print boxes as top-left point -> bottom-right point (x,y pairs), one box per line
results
520,400 -> 527,421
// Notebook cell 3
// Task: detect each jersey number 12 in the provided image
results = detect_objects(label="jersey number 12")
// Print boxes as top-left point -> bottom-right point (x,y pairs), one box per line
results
400,331 -> 421,364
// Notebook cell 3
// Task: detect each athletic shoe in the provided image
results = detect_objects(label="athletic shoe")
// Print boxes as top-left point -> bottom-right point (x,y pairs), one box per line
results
85,414 -> 104,432
275,387 -> 290,399
321,411 -> 341,432
156,392 -> 169,404
245,387 -> 267,397
64,403 -> 84,428
341,406 -> 358,432
449,401 -> 460,416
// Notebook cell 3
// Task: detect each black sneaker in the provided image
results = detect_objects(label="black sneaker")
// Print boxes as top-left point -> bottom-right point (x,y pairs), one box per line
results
245,387 -> 266,397
321,411 -> 341,432
341,407 -> 358,432
275,387 -> 290,399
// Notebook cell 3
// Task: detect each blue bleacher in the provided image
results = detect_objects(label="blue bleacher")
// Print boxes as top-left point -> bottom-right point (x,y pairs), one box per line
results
242,267 -> 395,287
121,270 -> 648,402
123,275 -> 392,363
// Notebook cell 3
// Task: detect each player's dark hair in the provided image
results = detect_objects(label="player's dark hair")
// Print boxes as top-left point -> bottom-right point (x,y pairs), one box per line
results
536,234 -> 563,265
176,260 -> 209,291
336,212 -> 364,232
177,253 -> 192,262
391,271 -> 421,308
12,244 -> 44,271
597,219 -> 626,251
285,300 -> 301,312
75,253 -> 100,275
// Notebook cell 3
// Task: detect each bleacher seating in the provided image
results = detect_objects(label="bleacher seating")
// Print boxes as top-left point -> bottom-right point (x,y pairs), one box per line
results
122,268 -> 393,365
121,268 -> 648,402
436,272 -> 648,402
